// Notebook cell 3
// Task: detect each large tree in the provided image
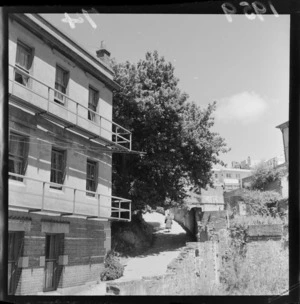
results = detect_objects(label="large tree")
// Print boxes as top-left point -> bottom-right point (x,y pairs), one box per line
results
112,51 -> 229,211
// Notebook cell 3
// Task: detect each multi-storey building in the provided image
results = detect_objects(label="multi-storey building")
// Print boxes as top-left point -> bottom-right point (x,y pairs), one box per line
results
212,167 -> 252,191
192,166 -> 252,212
8,14 -> 132,295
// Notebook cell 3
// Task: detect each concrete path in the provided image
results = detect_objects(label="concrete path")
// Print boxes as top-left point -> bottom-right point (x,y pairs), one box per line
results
74,212 -> 192,295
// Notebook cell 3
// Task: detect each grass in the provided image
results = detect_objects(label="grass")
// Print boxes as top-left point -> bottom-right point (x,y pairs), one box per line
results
218,214 -> 289,295
219,239 -> 288,295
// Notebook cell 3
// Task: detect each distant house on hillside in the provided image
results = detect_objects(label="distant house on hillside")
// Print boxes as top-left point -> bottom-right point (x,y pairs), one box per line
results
241,121 -> 289,199
212,167 -> 252,191
263,155 -> 285,169
231,156 -> 260,169
190,166 -> 252,212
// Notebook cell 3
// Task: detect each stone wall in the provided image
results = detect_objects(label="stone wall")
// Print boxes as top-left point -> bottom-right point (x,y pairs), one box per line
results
195,210 -> 228,242
200,186 -> 225,211
106,224 -> 287,296
168,207 -> 196,237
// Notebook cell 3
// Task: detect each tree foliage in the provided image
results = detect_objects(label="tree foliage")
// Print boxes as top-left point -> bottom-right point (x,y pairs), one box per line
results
247,163 -> 288,191
112,51 -> 229,211
241,189 -> 282,217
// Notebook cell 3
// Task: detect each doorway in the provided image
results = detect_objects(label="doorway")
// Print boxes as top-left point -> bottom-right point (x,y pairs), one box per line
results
8,231 -> 24,295
44,234 -> 60,291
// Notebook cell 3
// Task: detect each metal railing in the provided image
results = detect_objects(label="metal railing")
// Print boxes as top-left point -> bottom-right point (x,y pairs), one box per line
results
9,64 -> 132,151
9,172 -> 131,221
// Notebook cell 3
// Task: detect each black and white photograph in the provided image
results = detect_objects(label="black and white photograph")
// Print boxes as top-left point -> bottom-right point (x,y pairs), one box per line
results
2,3 -> 297,299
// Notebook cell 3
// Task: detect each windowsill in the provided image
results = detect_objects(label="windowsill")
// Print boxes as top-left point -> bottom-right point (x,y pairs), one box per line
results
49,187 -> 64,193
54,99 -> 65,106
9,178 -> 25,186
86,194 -> 97,199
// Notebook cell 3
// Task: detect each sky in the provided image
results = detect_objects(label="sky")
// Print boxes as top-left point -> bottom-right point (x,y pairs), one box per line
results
41,13 -> 290,167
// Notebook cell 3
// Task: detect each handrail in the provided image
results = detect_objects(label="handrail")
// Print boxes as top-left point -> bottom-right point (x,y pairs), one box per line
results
9,172 -> 131,221
9,64 -> 132,148
9,172 -> 131,202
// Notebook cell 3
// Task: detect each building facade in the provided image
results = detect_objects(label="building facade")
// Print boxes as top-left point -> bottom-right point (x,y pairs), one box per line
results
8,14 -> 132,295
263,155 -> 285,169
212,167 -> 252,191
276,121 -> 289,164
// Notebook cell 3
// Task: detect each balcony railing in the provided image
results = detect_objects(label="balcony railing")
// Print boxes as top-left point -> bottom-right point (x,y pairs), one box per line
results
9,172 -> 131,222
9,64 -> 132,151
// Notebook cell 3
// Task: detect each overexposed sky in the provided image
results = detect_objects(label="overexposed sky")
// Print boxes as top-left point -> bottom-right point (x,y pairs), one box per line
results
41,13 -> 290,166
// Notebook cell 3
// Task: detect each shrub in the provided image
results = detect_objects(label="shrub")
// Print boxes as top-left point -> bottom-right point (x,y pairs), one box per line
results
100,251 -> 124,281
220,240 -> 288,295
220,212 -> 288,295
241,189 -> 282,217
228,222 -> 248,257
111,213 -> 154,255
249,163 -> 288,191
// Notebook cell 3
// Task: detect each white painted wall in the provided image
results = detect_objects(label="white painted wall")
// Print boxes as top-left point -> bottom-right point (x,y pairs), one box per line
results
8,18 -> 120,219
9,19 -> 113,142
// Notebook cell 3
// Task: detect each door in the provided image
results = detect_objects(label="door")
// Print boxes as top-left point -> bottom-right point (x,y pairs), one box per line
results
8,232 -> 24,295
44,234 -> 59,291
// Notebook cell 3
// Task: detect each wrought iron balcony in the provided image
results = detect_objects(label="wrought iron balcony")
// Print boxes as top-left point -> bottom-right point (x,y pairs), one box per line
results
9,64 -> 132,151
9,172 -> 131,222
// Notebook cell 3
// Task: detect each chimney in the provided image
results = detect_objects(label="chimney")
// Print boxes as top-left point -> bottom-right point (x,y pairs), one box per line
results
96,41 -> 111,66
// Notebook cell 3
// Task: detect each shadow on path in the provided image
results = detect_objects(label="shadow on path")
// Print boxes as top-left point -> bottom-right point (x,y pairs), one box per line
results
124,230 -> 194,258
119,212 -> 194,258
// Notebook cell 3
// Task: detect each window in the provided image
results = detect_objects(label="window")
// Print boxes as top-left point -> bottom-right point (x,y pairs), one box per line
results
15,41 -> 33,86
86,160 -> 97,196
88,87 -> 99,121
215,174 -> 218,178
50,148 -> 66,189
226,173 -> 231,178
9,132 -> 29,181
54,65 -> 69,105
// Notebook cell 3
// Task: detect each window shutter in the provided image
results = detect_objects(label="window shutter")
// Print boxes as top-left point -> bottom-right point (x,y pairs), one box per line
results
95,162 -> 98,193
63,70 -> 69,88
62,151 -> 67,183
16,45 -> 21,66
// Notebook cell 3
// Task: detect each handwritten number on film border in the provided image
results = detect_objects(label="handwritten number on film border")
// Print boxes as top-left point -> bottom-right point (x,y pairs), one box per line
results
222,1 -> 279,23
62,12 -> 97,29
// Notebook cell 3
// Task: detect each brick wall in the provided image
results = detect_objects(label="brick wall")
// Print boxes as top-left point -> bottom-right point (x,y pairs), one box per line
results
16,268 -> 44,295
58,264 -> 104,289
9,210 -> 109,295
